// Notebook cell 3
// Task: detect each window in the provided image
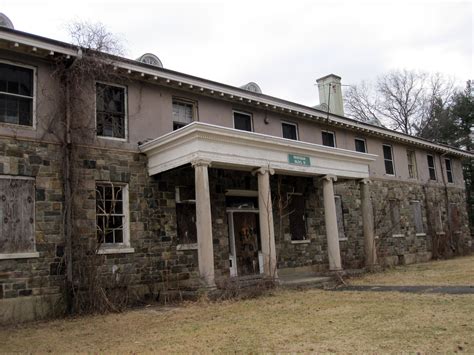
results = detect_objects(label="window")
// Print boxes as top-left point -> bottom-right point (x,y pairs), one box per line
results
354,138 -> 366,153
410,201 -> 424,234
427,154 -> 436,180
176,186 -> 197,245
0,177 -> 36,254
282,122 -> 298,140
96,83 -> 126,139
96,183 -> 129,245
389,199 -> 401,235
445,158 -> 453,183
233,111 -> 252,131
407,150 -> 417,179
173,98 -> 195,130
383,144 -> 395,175
322,131 -> 335,147
288,193 -> 306,240
0,62 -> 34,126
334,195 -> 346,240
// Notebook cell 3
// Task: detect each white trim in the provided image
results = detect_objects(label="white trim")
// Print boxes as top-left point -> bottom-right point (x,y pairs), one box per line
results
416,233 -> 427,237
281,121 -> 299,140
322,130 -> 336,147
94,81 -> 128,141
232,110 -> 253,132
392,234 -> 405,238
290,239 -> 311,244
176,243 -> 198,251
427,154 -> 437,181
354,138 -> 367,153
95,182 -> 131,248
140,122 -> 376,179
97,247 -> 135,255
0,174 -> 35,180
0,59 -> 37,130
0,252 -> 39,260
382,144 -> 396,176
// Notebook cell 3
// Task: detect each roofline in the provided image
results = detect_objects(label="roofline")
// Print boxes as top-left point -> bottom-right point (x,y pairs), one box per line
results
0,26 -> 472,159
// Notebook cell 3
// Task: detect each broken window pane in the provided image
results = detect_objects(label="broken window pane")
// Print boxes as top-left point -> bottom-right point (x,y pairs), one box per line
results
96,183 -> 126,245
96,83 -> 126,139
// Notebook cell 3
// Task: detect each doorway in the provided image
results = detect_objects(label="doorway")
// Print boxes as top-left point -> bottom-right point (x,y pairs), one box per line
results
227,208 -> 263,277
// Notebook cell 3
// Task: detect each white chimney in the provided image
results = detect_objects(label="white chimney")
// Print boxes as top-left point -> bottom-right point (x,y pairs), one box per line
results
316,74 -> 344,116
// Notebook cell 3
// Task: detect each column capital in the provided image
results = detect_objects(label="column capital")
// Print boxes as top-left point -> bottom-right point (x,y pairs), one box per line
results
321,174 -> 337,182
252,166 -> 275,176
359,178 -> 372,185
191,158 -> 212,168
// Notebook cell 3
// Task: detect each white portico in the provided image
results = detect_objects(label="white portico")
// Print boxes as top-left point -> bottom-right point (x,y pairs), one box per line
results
139,122 -> 377,286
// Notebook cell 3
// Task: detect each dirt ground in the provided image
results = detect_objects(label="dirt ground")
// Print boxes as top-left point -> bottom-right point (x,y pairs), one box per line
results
1,256 -> 473,353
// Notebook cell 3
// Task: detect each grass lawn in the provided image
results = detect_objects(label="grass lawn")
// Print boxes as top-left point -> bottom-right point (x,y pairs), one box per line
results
0,256 -> 473,353
350,255 -> 474,286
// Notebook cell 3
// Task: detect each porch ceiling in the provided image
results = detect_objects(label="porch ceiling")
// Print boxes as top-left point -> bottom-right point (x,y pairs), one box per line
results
139,122 -> 377,179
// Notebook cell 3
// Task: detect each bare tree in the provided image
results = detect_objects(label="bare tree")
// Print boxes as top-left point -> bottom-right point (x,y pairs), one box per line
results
344,69 -> 456,136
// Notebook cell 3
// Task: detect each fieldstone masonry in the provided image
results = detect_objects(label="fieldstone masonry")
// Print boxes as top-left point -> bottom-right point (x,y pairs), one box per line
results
0,138 -> 471,323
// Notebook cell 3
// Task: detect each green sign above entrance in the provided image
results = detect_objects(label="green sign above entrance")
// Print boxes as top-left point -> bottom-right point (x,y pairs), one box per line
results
288,154 -> 311,166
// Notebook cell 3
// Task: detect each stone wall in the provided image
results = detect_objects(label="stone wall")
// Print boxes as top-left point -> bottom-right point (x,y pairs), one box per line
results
0,137 -> 65,323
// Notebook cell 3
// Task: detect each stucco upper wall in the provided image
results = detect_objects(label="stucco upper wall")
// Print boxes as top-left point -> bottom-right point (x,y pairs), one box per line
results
0,52 -> 467,188
0,50 -> 64,143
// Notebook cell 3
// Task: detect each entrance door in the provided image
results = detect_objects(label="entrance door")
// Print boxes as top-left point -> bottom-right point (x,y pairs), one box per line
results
228,211 -> 261,276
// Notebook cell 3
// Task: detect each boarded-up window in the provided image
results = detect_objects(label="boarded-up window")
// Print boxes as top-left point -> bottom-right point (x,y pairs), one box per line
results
288,193 -> 306,240
449,203 -> 460,232
389,199 -> 401,235
334,195 -> 345,239
410,201 -> 423,234
0,177 -> 35,253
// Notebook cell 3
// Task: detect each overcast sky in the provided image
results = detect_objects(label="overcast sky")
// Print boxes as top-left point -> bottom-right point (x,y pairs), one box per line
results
1,0 -> 472,106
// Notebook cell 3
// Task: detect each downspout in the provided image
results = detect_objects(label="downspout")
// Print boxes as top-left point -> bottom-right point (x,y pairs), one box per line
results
64,48 -> 83,312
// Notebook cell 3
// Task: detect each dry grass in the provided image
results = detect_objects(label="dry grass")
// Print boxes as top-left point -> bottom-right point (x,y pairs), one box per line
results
0,256 -> 473,353
350,255 -> 474,286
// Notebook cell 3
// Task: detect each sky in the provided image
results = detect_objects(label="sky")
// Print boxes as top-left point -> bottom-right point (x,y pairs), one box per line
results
1,0 -> 472,106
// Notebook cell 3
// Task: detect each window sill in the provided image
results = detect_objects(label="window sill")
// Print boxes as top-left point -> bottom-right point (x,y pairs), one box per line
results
290,240 -> 311,244
339,238 -> 348,241
177,243 -> 198,250
0,252 -> 40,260
97,247 -> 135,255
392,234 -> 405,238
97,135 -> 128,143
416,233 -> 427,237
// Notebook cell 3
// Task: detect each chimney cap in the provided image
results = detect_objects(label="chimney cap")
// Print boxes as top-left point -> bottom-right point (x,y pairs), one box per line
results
316,73 -> 341,83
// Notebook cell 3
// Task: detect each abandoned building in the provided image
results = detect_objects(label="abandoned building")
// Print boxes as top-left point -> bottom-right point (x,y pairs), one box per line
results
0,14 -> 472,323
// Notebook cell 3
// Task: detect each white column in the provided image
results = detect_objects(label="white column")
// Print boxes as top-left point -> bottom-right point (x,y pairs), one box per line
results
321,174 -> 342,271
254,167 -> 277,278
192,159 -> 215,288
360,179 -> 377,269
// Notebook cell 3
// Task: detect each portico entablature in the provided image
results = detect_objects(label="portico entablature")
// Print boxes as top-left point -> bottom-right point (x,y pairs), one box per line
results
139,122 -> 377,179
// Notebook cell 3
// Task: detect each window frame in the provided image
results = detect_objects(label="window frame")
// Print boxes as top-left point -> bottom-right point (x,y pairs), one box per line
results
321,130 -> 336,147
287,192 -> 307,241
95,182 -> 132,253
382,144 -> 395,176
445,158 -> 453,184
172,97 -> 197,130
94,81 -> 128,142
406,150 -> 418,179
427,154 -> 437,181
0,175 -> 39,260
0,59 -> 37,129
354,138 -> 367,153
281,121 -> 299,140
232,110 -> 253,132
